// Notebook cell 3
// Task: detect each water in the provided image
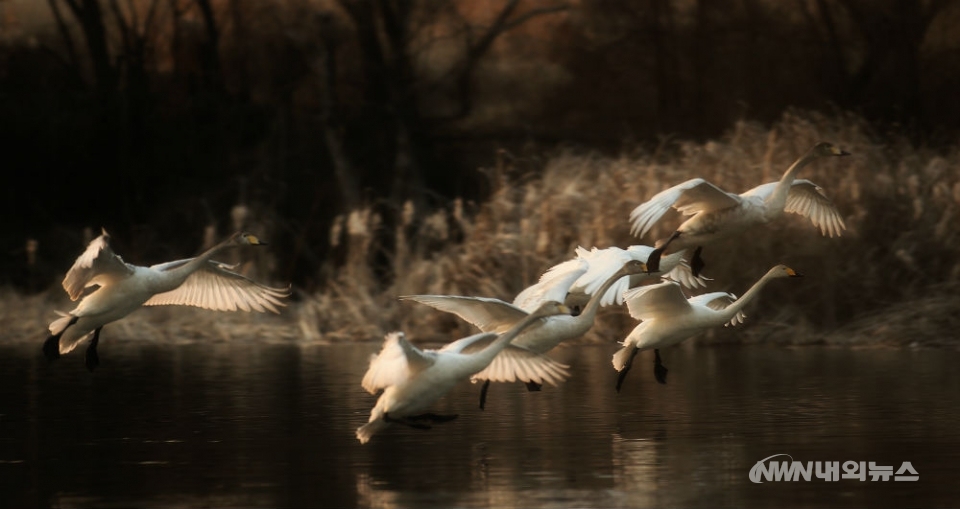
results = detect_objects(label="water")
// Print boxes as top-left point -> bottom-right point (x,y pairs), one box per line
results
1,339 -> 958,508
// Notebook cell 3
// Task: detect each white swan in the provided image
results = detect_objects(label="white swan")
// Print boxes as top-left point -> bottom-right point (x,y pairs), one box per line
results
401,258 -> 648,408
630,142 -> 849,276
612,264 -> 803,392
356,300 -> 572,444
43,229 -> 291,370
513,245 -> 706,312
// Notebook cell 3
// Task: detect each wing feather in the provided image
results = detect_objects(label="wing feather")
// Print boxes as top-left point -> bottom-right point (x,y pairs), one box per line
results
361,332 -> 435,394
143,261 -> 290,313
400,295 -> 527,333
622,281 -> 693,321
629,178 -> 741,237
61,230 -> 134,300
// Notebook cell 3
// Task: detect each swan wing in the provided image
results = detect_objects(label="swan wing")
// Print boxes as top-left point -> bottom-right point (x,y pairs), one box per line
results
61,231 -> 134,300
143,260 -> 290,313
688,291 -> 745,325
785,180 -> 847,237
513,257 -> 589,312
438,331 -> 499,353
629,178 -> 741,237
361,332 -> 435,394
399,295 -> 527,333
663,255 -> 709,289
437,333 -> 570,385
572,247 -> 635,306
622,281 -> 692,321
471,344 -> 572,386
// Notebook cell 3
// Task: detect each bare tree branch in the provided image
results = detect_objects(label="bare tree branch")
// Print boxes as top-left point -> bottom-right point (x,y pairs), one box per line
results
47,0 -> 81,68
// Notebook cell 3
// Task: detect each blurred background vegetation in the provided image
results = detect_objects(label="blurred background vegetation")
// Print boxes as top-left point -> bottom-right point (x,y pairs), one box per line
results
2,0 -> 958,344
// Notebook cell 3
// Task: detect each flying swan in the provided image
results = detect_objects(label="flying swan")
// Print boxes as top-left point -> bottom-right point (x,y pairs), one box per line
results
630,142 -> 849,276
401,258 -> 648,409
612,264 -> 803,392
356,300 -> 572,444
512,245 -> 706,312
43,229 -> 291,370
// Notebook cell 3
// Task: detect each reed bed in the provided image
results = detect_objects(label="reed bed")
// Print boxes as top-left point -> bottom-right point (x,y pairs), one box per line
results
10,110 -> 960,348
299,110 -> 960,347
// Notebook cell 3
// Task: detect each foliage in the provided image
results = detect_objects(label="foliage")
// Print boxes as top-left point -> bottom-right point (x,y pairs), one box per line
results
297,110 -> 960,346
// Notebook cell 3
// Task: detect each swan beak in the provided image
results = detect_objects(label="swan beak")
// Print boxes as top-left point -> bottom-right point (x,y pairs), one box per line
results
244,234 -> 267,246
558,304 -> 572,315
785,267 -> 803,277
833,147 -> 851,156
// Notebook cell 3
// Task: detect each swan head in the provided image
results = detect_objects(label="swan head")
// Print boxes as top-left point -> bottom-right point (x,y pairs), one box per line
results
233,232 -> 267,246
770,264 -> 803,278
810,142 -> 850,158
618,259 -> 649,277
529,300 -> 573,319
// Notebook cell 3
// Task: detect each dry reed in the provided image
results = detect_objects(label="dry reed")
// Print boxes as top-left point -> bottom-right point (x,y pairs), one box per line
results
8,110 -> 959,348
298,109 -> 960,347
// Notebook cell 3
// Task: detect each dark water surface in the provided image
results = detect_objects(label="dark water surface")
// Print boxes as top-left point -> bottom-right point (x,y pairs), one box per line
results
1,338 -> 958,508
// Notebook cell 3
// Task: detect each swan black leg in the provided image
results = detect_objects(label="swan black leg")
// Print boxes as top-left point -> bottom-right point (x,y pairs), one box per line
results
616,347 -> 641,393
85,327 -> 102,372
42,336 -> 61,361
690,246 -> 705,278
525,381 -> 542,392
654,349 -> 668,385
479,380 -> 491,410
647,232 -> 681,273
410,413 -> 459,423
43,316 -> 79,361
384,413 -> 432,430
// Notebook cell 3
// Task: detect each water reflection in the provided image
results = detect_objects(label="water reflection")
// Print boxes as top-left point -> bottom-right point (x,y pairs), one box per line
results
0,339 -> 958,508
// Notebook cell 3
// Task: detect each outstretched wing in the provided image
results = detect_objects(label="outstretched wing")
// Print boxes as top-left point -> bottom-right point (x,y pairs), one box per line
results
740,180 -> 845,238
784,180 -> 846,237
143,260 -> 290,313
61,229 -> 133,301
441,332 -> 571,386
688,291 -> 744,326
629,178 -> 741,238
663,254 -> 709,289
622,280 -> 692,321
513,257 -> 589,312
400,295 -> 527,333
571,247 -> 636,306
361,332 -> 435,394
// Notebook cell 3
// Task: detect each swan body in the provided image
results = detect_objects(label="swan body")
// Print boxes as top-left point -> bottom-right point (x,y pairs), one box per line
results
44,229 -> 291,369
402,258 -> 648,359
401,258 -> 648,408
612,264 -> 803,392
513,245 -> 706,311
356,300 -> 571,444
631,142 -> 849,275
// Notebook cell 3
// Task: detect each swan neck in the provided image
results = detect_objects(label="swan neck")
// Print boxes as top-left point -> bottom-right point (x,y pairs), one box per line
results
582,268 -> 632,319
767,152 -> 817,209
477,311 -> 545,362
168,239 -> 233,277
723,271 -> 777,318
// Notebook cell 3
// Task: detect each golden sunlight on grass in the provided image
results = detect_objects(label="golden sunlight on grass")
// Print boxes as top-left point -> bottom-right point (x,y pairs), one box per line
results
10,111 -> 960,348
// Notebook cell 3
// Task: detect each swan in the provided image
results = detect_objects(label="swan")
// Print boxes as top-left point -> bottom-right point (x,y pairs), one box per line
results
43,229 -> 291,370
401,258 -> 648,408
356,300 -> 572,444
513,245 -> 706,312
630,142 -> 849,276
612,264 -> 802,392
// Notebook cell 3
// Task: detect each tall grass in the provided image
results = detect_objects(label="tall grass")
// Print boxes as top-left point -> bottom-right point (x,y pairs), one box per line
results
299,110 -> 960,346
12,110 -> 959,348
